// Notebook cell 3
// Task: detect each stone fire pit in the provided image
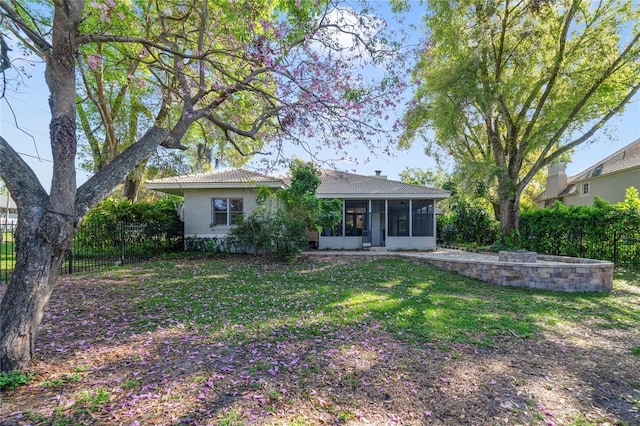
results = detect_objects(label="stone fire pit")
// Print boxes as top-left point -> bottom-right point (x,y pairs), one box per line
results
498,250 -> 537,263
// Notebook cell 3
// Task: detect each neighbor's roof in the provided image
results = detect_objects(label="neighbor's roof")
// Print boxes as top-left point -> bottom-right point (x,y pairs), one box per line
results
0,195 -> 17,210
145,169 -> 286,195
560,137 -> 640,197
316,170 -> 450,199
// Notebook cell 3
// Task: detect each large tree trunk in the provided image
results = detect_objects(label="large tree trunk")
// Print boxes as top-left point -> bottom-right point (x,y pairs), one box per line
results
0,2 -> 83,372
496,173 -> 521,241
0,219 -> 70,371
498,197 -> 520,239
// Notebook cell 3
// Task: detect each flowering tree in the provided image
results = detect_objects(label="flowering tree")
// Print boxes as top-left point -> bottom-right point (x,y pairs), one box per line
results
0,0 -> 407,372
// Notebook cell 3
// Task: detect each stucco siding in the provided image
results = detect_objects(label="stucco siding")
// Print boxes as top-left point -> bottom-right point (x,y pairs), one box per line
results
184,188 -> 260,237
564,168 -> 640,206
386,236 -> 435,250
319,236 -> 362,250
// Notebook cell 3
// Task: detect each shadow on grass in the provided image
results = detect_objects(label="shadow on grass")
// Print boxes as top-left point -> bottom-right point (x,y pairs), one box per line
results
7,255 -> 639,424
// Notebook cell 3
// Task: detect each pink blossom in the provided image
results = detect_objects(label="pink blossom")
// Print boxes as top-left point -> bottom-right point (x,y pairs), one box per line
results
87,54 -> 103,70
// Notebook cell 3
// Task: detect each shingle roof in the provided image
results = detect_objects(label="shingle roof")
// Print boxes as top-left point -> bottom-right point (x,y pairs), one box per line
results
146,169 -> 283,185
568,137 -> 640,185
536,138 -> 640,201
554,138 -> 640,198
316,170 -> 450,198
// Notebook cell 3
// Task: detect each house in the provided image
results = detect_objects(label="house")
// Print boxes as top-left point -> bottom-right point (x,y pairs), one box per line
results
536,138 -> 640,207
146,169 -> 450,250
0,194 -> 17,227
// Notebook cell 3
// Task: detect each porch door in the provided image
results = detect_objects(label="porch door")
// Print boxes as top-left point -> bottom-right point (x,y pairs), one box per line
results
370,200 -> 386,247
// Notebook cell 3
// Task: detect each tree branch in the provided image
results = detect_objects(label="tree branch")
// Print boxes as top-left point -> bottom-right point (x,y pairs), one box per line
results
0,1 -> 52,56
75,126 -> 169,219
519,82 -> 640,193
517,0 -> 578,145
0,136 -> 48,211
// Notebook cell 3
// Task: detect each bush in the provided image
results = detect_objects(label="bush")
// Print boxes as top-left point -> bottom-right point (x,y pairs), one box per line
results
437,200 -> 498,246
226,208 -> 308,259
519,188 -> 640,265
81,196 -> 183,231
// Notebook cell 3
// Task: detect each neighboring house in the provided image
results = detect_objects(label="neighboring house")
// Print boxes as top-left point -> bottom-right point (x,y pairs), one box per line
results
536,138 -> 640,207
0,194 -> 18,226
146,169 -> 450,250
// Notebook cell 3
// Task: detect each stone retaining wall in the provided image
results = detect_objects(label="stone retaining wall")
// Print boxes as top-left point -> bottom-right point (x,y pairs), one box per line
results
404,253 -> 613,293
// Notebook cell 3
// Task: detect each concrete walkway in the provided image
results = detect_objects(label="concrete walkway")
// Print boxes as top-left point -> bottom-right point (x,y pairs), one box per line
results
303,247 -> 498,262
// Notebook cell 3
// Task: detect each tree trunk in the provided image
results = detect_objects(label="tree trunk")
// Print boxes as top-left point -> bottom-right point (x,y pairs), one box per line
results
498,197 -> 520,240
123,161 -> 146,202
0,220 -> 69,371
491,201 -> 500,222
496,173 -> 521,242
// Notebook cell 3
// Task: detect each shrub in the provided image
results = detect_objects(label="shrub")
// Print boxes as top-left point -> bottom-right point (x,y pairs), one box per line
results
437,200 -> 498,246
226,161 -> 341,260
227,208 -> 308,259
519,188 -> 640,265
81,196 -> 183,230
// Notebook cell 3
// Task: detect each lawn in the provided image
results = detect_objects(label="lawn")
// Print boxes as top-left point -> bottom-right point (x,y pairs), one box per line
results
1,254 -> 639,425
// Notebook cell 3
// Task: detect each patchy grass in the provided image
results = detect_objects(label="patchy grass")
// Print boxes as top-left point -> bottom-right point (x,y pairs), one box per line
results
1,255 -> 639,425
0,370 -> 33,391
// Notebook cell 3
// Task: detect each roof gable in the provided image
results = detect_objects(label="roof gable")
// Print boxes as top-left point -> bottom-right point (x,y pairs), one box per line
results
0,195 -> 17,210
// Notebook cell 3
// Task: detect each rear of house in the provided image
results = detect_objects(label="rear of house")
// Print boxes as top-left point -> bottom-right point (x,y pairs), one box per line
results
146,169 -> 450,251
314,170 -> 448,250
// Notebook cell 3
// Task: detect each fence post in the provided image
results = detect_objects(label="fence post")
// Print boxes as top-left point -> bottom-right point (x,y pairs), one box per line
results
121,222 -> 126,264
68,249 -> 73,275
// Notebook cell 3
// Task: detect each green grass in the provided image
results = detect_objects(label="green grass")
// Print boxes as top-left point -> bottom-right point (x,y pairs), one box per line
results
0,370 -> 33,391
111,256 -> 640,347
74,387 -> 111,412
0,233 -> 15,276
41,372 -> 82,388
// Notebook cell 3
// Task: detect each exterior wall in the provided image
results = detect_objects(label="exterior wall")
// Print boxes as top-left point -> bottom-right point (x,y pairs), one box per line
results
385,236 -> 435,250
563,168 -> 640,206
182,191 -> 440,251
319,236 -> 362,250
184,188 -> 260,237
319,235 -> 436,250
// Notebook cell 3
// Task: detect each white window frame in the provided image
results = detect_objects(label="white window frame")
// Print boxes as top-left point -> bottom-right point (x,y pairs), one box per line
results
581,182 -> 590,197
212,198 -> 243,226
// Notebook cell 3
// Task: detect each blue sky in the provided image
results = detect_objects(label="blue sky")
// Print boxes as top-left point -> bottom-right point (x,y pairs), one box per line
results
1,2 -> 639,192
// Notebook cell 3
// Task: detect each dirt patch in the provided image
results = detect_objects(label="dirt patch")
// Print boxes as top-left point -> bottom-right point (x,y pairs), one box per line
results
1,257 -> 639,425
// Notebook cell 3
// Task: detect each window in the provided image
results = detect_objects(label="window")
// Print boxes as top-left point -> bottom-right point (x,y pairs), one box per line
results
411,200 -> 434,236
388,200 -> 409,236
345,200 -> 367,236
212,198 -> 243,226
582,182 -> 590,196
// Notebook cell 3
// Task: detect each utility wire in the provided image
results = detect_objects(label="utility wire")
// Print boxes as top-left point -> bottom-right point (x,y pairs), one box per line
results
14,150 -> 94,175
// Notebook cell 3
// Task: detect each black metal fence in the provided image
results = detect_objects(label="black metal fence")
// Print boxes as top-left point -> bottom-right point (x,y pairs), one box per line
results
519,227 -> 640,267
1,222 -> 183,286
